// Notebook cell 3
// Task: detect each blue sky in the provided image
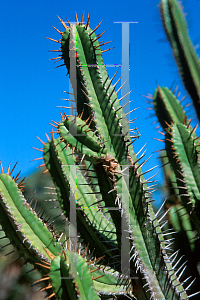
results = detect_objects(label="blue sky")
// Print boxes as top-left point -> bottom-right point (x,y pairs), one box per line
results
0,0 -> 200,206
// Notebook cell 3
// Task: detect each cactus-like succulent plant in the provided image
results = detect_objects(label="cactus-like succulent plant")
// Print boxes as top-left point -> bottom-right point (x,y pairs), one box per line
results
146,0 -> 200,298
0,0 -> 200,299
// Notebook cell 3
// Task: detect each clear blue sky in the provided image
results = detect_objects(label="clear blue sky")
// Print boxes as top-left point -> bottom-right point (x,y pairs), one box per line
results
0,0 -> 200,206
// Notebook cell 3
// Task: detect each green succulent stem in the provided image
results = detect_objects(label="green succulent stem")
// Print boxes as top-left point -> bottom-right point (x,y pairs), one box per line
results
1,3 -> 200,299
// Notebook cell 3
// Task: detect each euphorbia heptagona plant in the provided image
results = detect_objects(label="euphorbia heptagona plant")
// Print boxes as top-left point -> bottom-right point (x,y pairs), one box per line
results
1,0 -> 200,299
